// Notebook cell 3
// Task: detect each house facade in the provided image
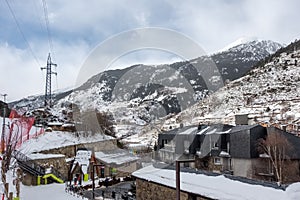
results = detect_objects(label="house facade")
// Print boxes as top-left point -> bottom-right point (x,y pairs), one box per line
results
156,124 -> 300,183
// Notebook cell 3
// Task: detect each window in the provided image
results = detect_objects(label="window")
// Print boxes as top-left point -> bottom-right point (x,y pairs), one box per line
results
214,157 -> 221,165
212,142 -> 219,150
162,139 -> 168,147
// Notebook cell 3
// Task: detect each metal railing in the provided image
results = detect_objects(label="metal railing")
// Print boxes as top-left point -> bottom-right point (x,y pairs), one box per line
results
12,150 -> 46,176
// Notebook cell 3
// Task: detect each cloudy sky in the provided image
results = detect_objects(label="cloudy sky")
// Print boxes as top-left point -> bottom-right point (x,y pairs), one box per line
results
1,0 -> 300,101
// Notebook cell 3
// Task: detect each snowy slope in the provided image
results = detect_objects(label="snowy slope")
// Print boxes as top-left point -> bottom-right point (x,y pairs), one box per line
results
163,40 -> 300,130
219,36 -> 258,52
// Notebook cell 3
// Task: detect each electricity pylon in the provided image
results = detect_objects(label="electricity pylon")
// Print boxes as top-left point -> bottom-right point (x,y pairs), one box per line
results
41,53 -> 57,108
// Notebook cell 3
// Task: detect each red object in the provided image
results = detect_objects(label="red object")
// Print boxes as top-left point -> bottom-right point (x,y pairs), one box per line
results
0,109 -> 36,151
0,108 -> 45,151
9,109 -> 22,119
1,193 -> 4,200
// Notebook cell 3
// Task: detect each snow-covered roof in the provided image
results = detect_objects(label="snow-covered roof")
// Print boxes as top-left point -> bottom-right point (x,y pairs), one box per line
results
178,127 -> 198,135
133,165 -> 300,200
27,153 -> 65,160
94,149 -> 139,166
19,131 -> 113,154
163,124 -> 234,136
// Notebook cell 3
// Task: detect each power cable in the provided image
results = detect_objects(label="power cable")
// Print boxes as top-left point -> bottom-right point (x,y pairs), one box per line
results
4,0 -> 41,67
41,0 -> 58,92
41,0 -> 54,56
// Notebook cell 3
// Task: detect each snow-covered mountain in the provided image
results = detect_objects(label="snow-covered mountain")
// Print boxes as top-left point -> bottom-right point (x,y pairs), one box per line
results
57,38 -> 283,109
219,36 -> 258,52
218,37 -> 282,54
163,39 -> 300,132
211,39 -> 283,81
9,38 -> 284,145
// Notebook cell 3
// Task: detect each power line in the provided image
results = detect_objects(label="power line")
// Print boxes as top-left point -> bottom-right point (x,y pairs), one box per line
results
4,0 -> 41,67
41,0 -> 54,55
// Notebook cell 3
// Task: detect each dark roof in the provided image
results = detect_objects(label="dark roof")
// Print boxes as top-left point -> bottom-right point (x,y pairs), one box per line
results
159,124 -> 300,160
161,124 -> 234,136
230,124 -> 261,133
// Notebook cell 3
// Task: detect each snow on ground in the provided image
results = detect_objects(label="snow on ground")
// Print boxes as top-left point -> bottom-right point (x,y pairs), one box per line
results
19,130 -> 113,154
21,183 -> 87,200
0,163 -> 86,200
133,165 -> 300,200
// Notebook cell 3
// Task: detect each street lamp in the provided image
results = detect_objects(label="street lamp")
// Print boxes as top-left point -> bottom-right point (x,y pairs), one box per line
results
92,163 -> 104,200
176,159 -> 195,200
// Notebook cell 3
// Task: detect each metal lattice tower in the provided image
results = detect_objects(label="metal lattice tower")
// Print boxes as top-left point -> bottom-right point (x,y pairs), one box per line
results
41,53 -> 57,107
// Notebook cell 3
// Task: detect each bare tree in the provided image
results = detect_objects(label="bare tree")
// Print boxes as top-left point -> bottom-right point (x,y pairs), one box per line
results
257,132 -> 292,184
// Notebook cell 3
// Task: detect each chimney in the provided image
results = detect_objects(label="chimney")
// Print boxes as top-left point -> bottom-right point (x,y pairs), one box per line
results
235,114 -> 250,125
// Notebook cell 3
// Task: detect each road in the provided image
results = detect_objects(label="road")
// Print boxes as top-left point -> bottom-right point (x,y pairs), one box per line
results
82,181 -> 136,200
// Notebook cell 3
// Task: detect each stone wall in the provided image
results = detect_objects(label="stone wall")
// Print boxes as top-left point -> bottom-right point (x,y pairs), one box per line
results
135,178 -> 210,200
115,161 -> 137,177
34,156 -> 68,179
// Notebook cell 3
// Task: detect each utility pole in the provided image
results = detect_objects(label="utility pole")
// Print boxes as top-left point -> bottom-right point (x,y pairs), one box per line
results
41,53 -> 57,108
176,159 -> 195,200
